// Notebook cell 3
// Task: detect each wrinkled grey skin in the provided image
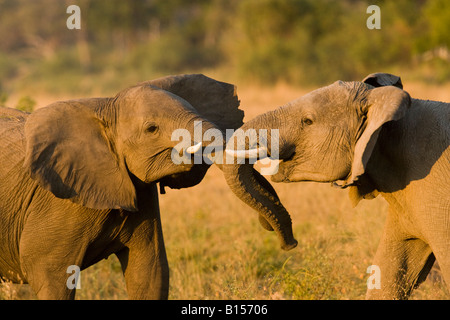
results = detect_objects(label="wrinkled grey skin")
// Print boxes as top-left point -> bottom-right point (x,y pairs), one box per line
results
0,74 -> 251,299
228,73 -> 450,299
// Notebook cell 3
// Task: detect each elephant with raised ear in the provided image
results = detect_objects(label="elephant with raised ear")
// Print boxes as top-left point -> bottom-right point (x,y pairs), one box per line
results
0,73 -> 279,299
225,72 -> 450,299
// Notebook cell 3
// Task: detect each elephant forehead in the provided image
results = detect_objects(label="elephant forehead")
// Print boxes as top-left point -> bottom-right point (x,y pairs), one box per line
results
119,85 -> 195,118
287,87 -> 342,113
142,87 -> 193,114
282,86 -> 358,127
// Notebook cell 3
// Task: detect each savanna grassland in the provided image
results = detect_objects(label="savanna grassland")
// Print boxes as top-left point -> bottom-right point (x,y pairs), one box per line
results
1,83 -> 449,300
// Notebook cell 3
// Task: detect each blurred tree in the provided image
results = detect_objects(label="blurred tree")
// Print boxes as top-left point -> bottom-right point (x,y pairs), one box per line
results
227,0 -> 349,84
422,0 -> 450,49
0,92 -> 7,107
15,95 -> 36,112
0,0 -> 449,92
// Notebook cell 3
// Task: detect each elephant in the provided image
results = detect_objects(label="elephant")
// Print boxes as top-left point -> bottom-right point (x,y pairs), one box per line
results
0,73 -> 291,300
225,72 -> 450,299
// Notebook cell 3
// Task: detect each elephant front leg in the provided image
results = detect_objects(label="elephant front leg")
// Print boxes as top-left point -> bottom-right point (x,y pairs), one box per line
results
25,268 -> 78,300
116,218 -> 169,300
19,220 -> 86,299
20,247 -> 83,299
366,214 -> 435,299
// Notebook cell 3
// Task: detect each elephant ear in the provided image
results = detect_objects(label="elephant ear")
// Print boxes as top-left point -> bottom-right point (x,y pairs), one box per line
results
142,74 -> 244,131
338,86 -> 411,188
362,72 -> 403,89
24,99 -> 138,211
142,74 -> 244,192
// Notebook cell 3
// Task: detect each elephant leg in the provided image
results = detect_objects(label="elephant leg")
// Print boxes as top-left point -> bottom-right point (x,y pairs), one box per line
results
432,252 -> 450,292
366,213 -> 435,300
116,212 -> 169,300
22,261 -> 78,300
116,240 -> 169,299
19,230 -> 84,300
423,226 -> 450,292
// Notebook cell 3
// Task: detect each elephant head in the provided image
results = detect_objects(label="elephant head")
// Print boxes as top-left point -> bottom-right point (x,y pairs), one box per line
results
224,73 -> 411,248
23,74 -> 243,211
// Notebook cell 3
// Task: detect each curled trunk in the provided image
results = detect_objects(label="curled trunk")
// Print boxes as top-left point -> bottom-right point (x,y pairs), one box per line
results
222,109 -> 297,251
222,163 -> 297,250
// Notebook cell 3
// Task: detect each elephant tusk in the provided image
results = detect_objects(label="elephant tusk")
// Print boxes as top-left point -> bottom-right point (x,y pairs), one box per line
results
225,146 -> 268,160
259,157 -> 280,176
186,142 -> 202,154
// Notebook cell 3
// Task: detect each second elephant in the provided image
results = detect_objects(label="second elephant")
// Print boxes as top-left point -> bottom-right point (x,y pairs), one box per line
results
226,72 -> 450,299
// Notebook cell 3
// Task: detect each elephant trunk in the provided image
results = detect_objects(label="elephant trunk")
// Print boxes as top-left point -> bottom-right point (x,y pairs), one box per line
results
160,115 -> 220,193
225,108 -> 293,160
222,163 -> 297,250
222,108 -> 297,251
175,113 -> 223,158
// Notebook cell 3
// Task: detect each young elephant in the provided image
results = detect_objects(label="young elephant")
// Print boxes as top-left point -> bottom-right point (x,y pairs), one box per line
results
226,73 -> 450,299
0,74 -> 249,299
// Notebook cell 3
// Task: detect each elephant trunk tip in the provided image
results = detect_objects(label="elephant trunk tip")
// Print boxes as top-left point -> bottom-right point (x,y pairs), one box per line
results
281,238 -> 298,251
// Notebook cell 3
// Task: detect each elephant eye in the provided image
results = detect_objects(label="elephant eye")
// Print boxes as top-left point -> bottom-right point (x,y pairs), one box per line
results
303,118 -> 313,126
145,123 -> 159,134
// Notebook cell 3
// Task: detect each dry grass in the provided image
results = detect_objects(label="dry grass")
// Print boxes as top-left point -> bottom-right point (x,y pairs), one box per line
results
1,83 -> 449,300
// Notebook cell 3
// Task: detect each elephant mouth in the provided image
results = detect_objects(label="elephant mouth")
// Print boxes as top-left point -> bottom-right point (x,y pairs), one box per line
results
158,162 -> 210,192
270,160 -> 293,182
269,144 -> 298,182
272,158 -> 342,183
270,150 -> 323,183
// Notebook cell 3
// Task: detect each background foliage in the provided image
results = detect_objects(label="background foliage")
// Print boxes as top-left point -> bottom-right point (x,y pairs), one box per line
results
0,0 -> 449,97
0,0 -> 449,300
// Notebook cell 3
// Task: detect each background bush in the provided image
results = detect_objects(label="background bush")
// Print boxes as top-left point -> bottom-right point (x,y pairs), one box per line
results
0,0 -> 449,96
